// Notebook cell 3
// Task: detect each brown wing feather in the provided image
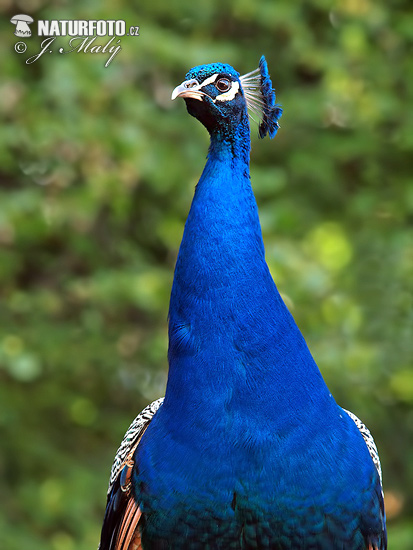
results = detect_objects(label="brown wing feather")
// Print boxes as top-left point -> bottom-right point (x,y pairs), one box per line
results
99,454 -> 143,550
129,533 -> 144,550
115,499 -> 142,550
99,399 -> 164,550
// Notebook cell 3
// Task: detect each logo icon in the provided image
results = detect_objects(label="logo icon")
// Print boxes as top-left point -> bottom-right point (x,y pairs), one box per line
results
11,14 -> 33,37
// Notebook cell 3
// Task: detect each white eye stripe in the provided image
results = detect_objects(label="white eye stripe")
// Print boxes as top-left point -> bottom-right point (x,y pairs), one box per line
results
199,74 -> 219,88
214,81 -> 240,102
187,74 -> 240,103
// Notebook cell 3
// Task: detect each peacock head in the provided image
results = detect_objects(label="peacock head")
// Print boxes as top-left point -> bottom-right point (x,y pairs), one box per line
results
171,57 -> 282,139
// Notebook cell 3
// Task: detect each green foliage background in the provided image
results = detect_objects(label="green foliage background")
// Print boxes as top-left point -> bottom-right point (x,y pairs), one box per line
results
0,0 -> 412,548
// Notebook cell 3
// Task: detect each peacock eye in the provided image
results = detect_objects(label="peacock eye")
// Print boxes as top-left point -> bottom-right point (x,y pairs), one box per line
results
216,78 -> 231,92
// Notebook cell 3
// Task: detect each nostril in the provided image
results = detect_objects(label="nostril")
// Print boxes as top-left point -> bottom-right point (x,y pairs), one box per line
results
185,79 -> 199,89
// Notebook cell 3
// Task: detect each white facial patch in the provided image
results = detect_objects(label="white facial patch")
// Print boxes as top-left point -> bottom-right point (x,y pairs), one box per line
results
214,81 -> 240,103
198,74 -> 240,102
172,73 -> 240,103
199,74 -> 219,88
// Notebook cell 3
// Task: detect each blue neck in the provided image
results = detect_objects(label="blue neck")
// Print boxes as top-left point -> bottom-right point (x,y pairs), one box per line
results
165,118 -> 331,430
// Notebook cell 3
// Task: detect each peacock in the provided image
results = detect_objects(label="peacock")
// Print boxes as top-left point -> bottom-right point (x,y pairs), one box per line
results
98,57 -> 386,550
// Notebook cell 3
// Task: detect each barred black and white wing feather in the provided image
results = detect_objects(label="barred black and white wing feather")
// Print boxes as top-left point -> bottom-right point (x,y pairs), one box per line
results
107,398 -> 164,494
344,408 -> 383,486
99,398 -> 164,550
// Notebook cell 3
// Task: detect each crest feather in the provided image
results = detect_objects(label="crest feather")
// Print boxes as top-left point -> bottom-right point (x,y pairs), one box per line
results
240,56 -> 282,139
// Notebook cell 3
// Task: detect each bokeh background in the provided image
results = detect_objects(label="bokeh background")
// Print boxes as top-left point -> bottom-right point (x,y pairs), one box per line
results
1,0 -> 412,548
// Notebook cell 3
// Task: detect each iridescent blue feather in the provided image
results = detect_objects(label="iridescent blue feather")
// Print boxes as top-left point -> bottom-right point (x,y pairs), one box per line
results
241,56 -> 283,139
258,56 -> 283,138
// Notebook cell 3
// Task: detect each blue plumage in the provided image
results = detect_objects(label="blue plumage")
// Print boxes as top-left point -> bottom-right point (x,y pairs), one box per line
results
99,58 -> 386,550
258,56 -> 283,138
240,56 -> 282,138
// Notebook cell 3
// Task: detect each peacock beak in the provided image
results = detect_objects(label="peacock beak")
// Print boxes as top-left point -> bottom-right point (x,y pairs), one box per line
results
171,79 -> 204,101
